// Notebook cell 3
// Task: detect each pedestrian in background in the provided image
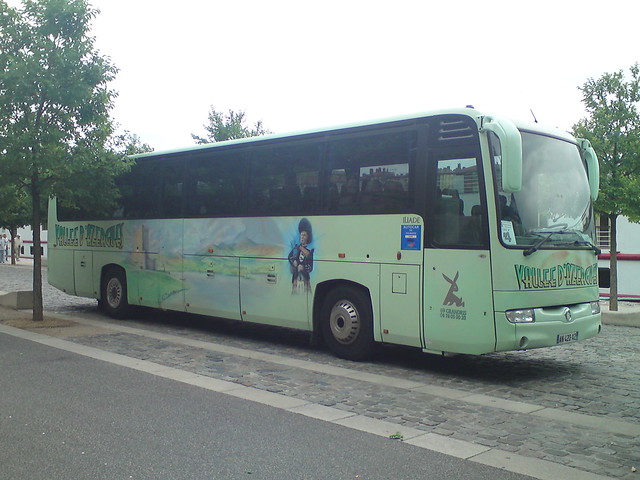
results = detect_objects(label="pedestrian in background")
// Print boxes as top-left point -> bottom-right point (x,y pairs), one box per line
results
0,234 -> 8,263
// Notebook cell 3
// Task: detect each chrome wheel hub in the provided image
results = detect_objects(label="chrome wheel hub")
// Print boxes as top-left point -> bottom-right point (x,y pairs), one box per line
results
329,300 -> 360,345
106,278 -> 122,309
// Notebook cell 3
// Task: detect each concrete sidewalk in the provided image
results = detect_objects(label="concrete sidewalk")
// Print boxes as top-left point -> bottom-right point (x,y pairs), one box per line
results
600,301 -> 640,328
1,256 -> 44,267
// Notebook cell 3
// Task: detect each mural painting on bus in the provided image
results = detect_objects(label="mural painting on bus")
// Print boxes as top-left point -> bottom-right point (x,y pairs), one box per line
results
128,222 -> 184,305
91,218 -> 319,304
287,218 -> 315,293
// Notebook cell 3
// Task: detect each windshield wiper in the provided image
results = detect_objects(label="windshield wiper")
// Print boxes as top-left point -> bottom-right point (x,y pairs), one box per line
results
571,239 -> 602,255
523,229 -> 600,256
523,232 -> 554,256
523,229 -> 574,257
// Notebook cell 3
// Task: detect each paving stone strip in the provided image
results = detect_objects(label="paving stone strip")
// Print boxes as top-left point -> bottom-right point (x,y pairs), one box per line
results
57,315 -> 640,438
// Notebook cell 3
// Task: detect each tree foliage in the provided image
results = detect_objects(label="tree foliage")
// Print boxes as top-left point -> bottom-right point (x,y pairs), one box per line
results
0,184 -> 30,228
192,107 -> 270,143
573,63 -> 640,310
573,64 -> 640,221
0,0 -> 124,320
54,130 -> 153,219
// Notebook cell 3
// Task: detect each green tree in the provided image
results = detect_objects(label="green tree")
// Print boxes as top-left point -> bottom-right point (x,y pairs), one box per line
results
0,0 -> 123,320
573,64 -> 640,311
52,131 -> 150,220
113,130 -> 154,157
192,107 -> 270,143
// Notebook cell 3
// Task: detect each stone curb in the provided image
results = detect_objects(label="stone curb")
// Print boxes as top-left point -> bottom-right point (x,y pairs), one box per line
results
0,290 -> 34,309
601,309 -> 640,328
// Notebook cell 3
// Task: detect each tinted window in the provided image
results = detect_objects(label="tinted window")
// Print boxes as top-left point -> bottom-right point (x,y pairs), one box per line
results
247,143 -> 321,216
185,152 -> 246,217
116,160 -> 184,219
327,131 -> 415,214
431,153 -> 486,247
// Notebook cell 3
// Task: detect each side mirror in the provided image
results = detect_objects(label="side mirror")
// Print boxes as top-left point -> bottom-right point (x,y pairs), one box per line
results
577,138 -> 599,201
480,116 -> 522,192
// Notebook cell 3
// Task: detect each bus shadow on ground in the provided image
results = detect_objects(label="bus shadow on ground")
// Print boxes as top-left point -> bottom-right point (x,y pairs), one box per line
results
372,343 -> 581,385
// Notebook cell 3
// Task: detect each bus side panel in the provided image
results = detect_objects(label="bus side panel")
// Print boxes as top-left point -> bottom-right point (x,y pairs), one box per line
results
184,256 -> 241,320
423,249 -> 494,355
240,258 -> 309,329
379,264 -> 422,347
48,248 -> 76,296
126,219 -> 184,310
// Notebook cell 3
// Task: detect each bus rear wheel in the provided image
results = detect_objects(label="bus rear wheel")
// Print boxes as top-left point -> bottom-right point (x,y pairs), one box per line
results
320,286 -> 374,361
101,268 -> 130,319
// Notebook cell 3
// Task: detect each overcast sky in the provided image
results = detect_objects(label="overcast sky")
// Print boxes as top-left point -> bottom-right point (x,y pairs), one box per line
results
78,0 -> 639,150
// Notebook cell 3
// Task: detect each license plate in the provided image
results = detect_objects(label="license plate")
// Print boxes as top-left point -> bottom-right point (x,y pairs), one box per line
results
557,331 -> 578,344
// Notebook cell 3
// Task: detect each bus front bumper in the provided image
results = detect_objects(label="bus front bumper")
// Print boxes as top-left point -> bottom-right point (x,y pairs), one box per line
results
495,302 -> 602,351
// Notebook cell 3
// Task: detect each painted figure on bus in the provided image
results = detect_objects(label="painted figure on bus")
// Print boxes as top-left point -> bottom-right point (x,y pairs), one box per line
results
288,218 -> 314,293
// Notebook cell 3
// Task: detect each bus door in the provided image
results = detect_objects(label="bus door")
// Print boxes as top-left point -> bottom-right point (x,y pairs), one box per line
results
422,153 -> 495,354
423,250 -> 493,354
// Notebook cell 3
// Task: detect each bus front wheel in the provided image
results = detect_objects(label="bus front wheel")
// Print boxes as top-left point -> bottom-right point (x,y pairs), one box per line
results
101,268 -> 130,319
320,286 -> 374,361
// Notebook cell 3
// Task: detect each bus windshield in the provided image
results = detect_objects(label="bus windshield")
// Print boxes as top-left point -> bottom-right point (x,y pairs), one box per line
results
493,132 -> 594,249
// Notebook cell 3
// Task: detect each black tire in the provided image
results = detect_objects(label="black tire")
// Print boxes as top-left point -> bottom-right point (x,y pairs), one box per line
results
101,267 -> 131,319
320,286 -> 375,361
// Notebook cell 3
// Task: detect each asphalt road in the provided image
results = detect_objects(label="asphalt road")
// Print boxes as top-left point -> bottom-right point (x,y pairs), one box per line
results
0,331 -> 533,480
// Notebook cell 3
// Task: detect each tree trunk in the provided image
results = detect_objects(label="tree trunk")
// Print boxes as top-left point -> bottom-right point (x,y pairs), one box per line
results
609,213 -> 618,312
31,173 -> 44,322
10,226 -> 17,265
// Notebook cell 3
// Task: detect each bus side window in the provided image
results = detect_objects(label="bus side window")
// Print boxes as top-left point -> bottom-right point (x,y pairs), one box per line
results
160,163 -> 184,218
327,131 -> 414,215
247,143 -> 320,216
186,152 -> 246,217
432,156 -> 486,247
130,162 -> 159,218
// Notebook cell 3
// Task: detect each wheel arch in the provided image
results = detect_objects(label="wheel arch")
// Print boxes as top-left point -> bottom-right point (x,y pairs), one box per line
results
313,279 -> 373,340
100,263 -> 128,302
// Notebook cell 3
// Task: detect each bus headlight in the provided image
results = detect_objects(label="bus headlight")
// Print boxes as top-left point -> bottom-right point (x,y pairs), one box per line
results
506,309 -> 535,324
591,301 -> 601,315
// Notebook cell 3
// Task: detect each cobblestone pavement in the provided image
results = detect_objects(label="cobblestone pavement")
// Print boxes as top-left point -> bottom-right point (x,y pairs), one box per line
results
2,262 -> 640,479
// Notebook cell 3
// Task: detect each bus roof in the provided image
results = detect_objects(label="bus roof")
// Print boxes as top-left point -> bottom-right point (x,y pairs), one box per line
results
130,107 -> 577,160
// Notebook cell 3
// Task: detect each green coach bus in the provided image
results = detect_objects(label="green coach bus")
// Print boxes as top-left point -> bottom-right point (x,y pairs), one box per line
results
48,108 -> 602,360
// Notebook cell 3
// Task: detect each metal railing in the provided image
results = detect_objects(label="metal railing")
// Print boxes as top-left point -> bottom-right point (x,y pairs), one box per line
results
596,227 -> 610,251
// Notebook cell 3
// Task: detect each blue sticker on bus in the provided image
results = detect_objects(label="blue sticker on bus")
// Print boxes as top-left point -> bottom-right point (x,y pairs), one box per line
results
401,225 -> 421,250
